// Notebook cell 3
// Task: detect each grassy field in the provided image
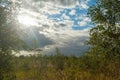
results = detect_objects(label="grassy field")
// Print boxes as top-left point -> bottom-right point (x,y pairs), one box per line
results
10,54 -> 120,80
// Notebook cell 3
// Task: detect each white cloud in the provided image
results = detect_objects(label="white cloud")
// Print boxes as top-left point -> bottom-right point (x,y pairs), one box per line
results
78,21 -> 87,26
80,0 -> 90,9
77,16 -> 91,27
41,29 -> 90,56
77,16 -> 91,26
80,2 -> 89,9
84,17 -> 91,22
69,9 -> 76,15
17,0 -> 91,55
61,13 -> 70,20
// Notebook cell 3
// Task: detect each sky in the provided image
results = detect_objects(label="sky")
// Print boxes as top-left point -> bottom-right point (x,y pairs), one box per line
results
16,0 -> 97,56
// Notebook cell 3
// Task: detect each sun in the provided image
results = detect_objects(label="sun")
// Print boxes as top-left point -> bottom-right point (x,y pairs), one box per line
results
17,15 -> 38,27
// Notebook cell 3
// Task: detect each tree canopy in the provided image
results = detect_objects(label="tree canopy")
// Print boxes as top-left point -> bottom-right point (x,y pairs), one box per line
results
0,0 -> 28,79
87,0 -> 120,58
0,0 -> 28,51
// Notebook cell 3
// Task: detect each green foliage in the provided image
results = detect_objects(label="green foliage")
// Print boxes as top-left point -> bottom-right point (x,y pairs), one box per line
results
0,0 -> 28,79
88,0 -> 120,24
0,0 -> 28,50
11,54 -> 120,80
0,0 -> 119,80
87,0 -> 120,58
83,0 -> 120,79
0,49 -> 16,80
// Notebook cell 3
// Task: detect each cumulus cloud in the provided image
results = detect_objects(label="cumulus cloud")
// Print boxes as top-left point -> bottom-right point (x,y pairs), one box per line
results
80,2 -> 89,9
21,0 -> 89,15
17,0 -> 91,55
41,29 -> 90,56
21,0 -> 79,16
79,0 -> 90,9
78,21 -> 87,26
61,13 -> 70,20
75,14 -> 91,27
31,0 -> 79,8
69,9 -> 76,15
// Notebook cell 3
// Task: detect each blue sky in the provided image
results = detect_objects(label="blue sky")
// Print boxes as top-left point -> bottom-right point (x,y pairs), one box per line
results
47,0 -> 96,30
48,0 -> 96,30
17,0 -> 97,55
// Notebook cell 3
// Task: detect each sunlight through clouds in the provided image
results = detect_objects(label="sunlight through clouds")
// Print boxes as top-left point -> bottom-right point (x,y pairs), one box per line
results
17,0 -> 93,55
17,15 -> 38,27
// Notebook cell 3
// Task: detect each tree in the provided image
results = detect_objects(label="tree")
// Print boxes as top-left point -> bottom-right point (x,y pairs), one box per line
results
87,0 -> 120,59
0,0 -> 27,51
0,0 -> 28,79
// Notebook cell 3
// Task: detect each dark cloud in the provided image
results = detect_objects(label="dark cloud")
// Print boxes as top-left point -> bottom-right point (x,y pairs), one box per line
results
19,27 -> 55,49
42,36 -> 89,56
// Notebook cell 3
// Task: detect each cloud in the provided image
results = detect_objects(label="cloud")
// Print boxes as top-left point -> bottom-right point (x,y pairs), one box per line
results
75,14 -> 91,27
84,17 -> 91,22
17,0 -> 91,56
80,0 -> 90,9
69,9 -> 76,15
41,29 -> 90,56
21,0 -> 89,15
80,2 -> 89,9
31,0 -> 79,8
61,13 -> 70,20
78,21 -> 87,26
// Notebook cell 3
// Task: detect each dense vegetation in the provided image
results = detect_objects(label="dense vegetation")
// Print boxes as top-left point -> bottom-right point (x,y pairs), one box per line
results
10,52 -> 119,80
0,50 -> 120,80
0,0 -> 120,80
0,0 -> 28,79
